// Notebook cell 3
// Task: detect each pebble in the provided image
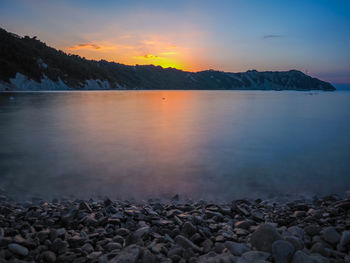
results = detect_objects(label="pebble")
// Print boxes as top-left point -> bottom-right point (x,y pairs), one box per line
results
291,250 -> 314,263
250,224 -> 282,252
0,193 -> 348,262
225,241 -> 250,256
272,240 -> 295,263
321,226 -> 340,244
8,243 -> 29,256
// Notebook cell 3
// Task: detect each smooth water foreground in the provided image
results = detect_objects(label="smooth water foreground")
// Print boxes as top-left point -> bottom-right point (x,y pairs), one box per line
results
0,90 -> 349,201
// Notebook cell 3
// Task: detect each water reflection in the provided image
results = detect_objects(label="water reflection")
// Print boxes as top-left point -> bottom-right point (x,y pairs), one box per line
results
0,91 -> 349,201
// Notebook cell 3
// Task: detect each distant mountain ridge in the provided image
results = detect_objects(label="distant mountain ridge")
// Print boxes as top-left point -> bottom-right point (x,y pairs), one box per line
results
0,28 -> 335,91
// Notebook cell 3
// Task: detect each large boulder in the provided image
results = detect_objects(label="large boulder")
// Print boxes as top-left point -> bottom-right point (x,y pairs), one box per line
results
250,224 -> 282,252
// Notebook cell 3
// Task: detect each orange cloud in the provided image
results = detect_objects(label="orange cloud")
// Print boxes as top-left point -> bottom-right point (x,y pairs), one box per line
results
144,54 -> 158,59
69,43 -> 101,50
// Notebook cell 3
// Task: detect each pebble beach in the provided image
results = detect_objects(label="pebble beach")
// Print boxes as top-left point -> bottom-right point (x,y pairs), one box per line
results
1,191 -> 350,263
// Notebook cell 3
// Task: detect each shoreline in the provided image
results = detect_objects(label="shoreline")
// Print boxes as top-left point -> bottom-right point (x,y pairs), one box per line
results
1,193 -> 349,262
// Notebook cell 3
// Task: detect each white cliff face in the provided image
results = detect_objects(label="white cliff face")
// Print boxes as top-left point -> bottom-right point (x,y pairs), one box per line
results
0,73 -> 115,91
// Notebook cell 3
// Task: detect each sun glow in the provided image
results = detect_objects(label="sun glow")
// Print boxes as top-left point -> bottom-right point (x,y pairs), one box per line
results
63,34 -> 204,72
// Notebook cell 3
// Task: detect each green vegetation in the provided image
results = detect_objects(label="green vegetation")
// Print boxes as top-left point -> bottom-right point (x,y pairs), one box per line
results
0,28 -> 335,91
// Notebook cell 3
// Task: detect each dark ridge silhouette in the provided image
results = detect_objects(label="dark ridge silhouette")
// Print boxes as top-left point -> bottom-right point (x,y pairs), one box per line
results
0,28 -> 335,91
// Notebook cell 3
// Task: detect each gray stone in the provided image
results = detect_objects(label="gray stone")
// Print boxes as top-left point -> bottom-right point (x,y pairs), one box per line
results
310,242 -> 328,257
287,226 -> 304,240
241,251 -> 270,262
291,251 -> 314,263
225,241 -> 250,256
87,251 -> 102,260
106,242 -> 122,251
285,236 -> 304,251
141,248 -> 155,263
41,251 -> 56,263
339,230 -> 350,247
116,228 -> 130,236
8,243 -> 29,256
250,224 -> 282,252
79,201 -> 92,213
321,227 -> 340,244
310,254 -> 330,263
133,226 -> 150,239
182,222 -> 197,237
272,240 -> 295,263
81,243 -> 94,254
304,225 -> 321,236
234,220 -> 252,230
251,210 -> 265,221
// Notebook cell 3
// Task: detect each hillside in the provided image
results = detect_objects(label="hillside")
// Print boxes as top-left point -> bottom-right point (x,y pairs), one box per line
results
0,28 -> 335,91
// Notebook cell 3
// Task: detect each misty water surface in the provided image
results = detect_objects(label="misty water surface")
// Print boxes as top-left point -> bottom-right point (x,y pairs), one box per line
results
0,91 -> 349,201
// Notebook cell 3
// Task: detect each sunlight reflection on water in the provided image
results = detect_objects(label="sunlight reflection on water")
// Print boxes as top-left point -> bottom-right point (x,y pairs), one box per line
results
0,90 -> 349,201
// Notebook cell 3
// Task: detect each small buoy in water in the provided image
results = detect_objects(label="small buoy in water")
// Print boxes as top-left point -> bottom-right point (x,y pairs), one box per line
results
9,96 -> 15,101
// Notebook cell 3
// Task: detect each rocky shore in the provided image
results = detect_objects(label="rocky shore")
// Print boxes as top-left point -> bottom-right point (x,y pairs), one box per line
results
1,193 -> 350,263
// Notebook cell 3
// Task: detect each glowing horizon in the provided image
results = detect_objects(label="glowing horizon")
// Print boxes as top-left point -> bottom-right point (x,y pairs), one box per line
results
0,0 -> 349,82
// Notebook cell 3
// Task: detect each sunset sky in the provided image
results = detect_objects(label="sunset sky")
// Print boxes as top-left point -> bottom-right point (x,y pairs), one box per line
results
0,0 -> 349,84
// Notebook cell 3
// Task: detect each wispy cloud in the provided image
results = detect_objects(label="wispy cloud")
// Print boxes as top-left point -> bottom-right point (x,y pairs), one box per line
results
69,43 -> 102,50
262,34 -> 282,40
134,54 -> 159,59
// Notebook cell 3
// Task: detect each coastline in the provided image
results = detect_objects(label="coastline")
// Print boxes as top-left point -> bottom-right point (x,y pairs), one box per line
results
1,191 -> 349,263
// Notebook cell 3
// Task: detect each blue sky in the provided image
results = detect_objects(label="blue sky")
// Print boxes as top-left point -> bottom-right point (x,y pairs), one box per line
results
0,0 -> 349,84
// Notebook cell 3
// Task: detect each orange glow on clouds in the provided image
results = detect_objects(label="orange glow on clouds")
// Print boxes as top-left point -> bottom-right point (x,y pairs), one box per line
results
63,33 -> 207,71
69,43 -> 102,50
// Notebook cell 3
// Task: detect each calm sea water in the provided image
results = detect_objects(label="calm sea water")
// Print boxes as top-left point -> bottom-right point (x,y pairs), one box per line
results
0,91 -> 349,201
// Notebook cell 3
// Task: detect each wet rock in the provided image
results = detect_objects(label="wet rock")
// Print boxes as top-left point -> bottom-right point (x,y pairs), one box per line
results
250,224 -> 282,252
272,240 -> 295,263
321,227 -> 340,244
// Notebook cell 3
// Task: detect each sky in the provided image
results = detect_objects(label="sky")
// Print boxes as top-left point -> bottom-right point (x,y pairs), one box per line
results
0,0 -> 349,84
